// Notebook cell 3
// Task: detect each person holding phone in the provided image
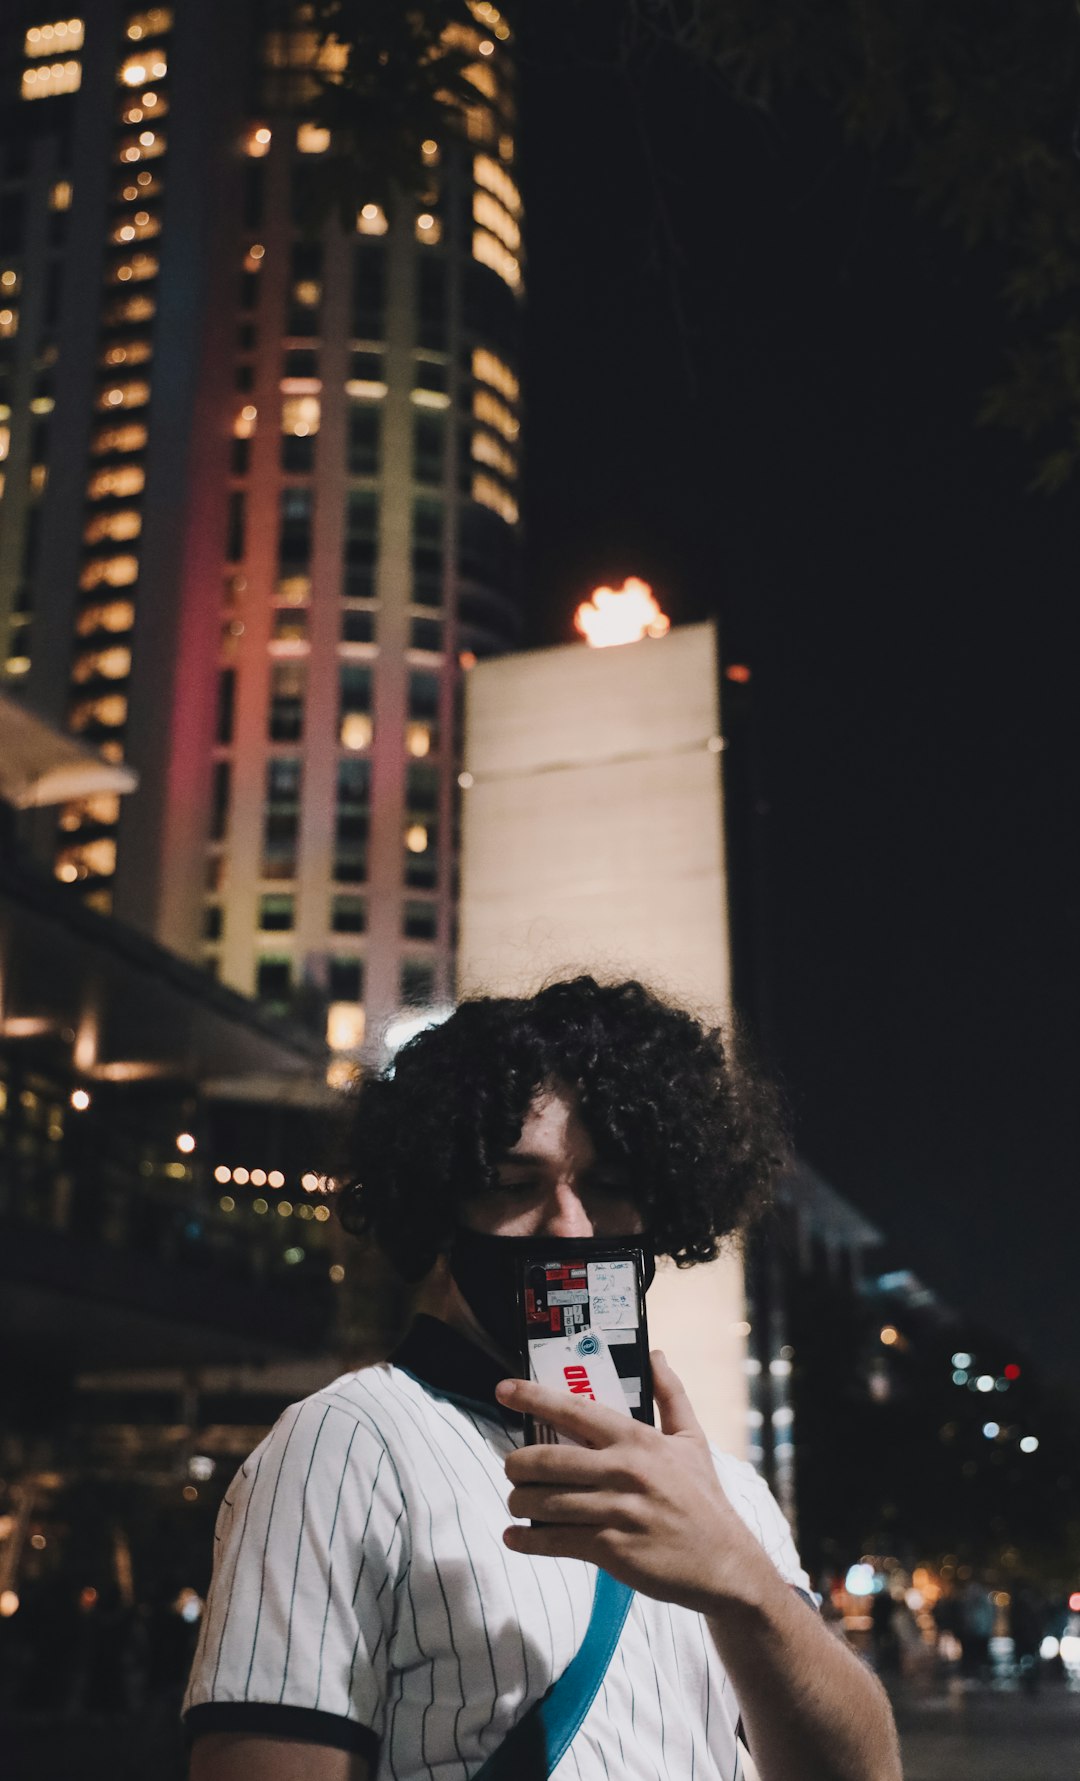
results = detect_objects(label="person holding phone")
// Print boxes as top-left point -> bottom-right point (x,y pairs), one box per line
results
184,976 -> 901,1781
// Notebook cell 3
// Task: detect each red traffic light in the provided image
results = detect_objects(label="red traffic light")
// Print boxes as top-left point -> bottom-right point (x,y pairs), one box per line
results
1004,1364 -> 1021,1381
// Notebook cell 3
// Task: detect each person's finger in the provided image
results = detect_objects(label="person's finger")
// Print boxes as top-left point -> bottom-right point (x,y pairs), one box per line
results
506,1486 -> 637,1528
502,1521 -> 603,1563
505,1443 -> 606,1487
496,1377 -> 630,1446
650,1350 -> 705,1440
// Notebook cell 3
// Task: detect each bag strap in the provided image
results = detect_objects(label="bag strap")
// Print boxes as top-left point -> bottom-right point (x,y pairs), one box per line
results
472,1567 -> 634,1780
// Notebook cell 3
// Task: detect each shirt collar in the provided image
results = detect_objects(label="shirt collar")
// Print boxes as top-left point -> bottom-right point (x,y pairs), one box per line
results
390,1313 -> 523,1424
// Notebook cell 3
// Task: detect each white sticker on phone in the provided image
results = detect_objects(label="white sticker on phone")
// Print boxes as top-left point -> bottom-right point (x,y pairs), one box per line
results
587,1259 -> 639,1330
528,1329 -> 631,1420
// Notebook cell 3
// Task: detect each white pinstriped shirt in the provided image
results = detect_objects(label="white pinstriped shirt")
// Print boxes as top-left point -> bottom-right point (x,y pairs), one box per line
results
183,1317 -> 812,1779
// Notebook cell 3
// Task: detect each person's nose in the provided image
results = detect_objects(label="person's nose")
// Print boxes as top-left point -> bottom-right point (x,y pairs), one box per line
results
539,1180 -> 594,1238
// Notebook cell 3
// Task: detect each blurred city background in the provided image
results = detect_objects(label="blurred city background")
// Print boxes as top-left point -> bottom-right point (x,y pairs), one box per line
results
0,3 -> 1077,1777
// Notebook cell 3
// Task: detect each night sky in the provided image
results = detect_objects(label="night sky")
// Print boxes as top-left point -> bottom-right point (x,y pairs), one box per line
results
515,12 -> 1078,1385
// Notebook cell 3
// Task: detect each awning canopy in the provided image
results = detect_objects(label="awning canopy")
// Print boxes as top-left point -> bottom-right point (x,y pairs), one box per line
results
0,691 -> 138,808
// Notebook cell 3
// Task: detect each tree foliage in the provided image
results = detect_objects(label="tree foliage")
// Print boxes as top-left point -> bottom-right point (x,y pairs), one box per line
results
623,0 -> 1080,488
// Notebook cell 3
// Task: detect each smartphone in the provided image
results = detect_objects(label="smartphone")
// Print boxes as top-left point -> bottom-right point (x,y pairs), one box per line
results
515,1243 -> 654,1446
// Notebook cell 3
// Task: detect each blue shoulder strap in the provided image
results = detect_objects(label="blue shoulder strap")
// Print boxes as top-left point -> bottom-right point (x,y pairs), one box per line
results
472,1568 -> 634,1780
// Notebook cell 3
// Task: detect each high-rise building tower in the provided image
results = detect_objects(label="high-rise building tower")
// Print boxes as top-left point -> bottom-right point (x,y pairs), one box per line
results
0,1 -> 522,1064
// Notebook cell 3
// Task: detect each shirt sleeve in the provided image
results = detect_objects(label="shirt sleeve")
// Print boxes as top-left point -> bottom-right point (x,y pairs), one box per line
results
709,1447 -> 814,1598
183,1393 -> 406,1758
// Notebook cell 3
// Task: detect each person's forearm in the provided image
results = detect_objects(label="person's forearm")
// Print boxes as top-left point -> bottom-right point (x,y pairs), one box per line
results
707,1564 -> 901,1781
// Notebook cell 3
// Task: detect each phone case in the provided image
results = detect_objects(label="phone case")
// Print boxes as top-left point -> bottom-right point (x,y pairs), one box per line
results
515,1244 -> 654,1445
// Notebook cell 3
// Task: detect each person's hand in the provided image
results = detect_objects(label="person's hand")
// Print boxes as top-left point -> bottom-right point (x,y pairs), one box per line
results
496,1351 -> 778,1617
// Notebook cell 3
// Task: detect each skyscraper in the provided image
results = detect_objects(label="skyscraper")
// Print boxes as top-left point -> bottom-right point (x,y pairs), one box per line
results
0,0 -> 522,1064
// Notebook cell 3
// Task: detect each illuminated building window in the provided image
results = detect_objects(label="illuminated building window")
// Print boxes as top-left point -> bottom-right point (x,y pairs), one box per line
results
281,393 -> 320,436
472,228 -> 521,292
269,661 -> 305,742
273,605 -> 308,642
0,308 -> 17,339
327,1003 -> 365,1052
110,213 -> 160,244
109,252 -> 159,283
403,900 -> 437,942
296,122 -> 331,154
91,421 -> 147,454
472,472 -> 518,526
126,10 -> 173,42
341,607 -> 375,645
101,339 -> 152,367
55,837 -> 117,881
69,694 -> 128,733
473,346 -> 518,402
474,192 -> 519,253
49,178 -> 73,210
22,61 -> 82,101
404,822 -> 436,888
356,203 -> 388,236
0,427 -> 9,464
84,509 -> 141,544
473,387 -> 519,441
474,154 -> 520,215
120,93 -> 169,126
75,599 -> 135,636
406,721 -> 433,759
471,430 -> 516,480
29,464 -> 49,494
400,958 -> 436,1005
87,464 -> 145,500
465,104 -> 496,145
331,893 -> 366,934
339,664 -> 372,748
58,792 -> 121,832
233,402 -> 257,439
24,19 -> 84,56
79,555 -> 138,591
70,645 -> 132,683
259,893 -> 295,932
116,134 -> 166,165
245,123 -> 272,157
118,48 -> 167,84
105,294 -> 155,326
415,213 -> 442,244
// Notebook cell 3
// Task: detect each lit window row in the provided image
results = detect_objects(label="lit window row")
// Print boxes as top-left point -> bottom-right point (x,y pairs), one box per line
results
472,473 -> 518,525
84,508 -> 141,543
104,294 -> 155,327
282,395 -> 319,436
473,347 -> 518,403
56,837 -> 116,881
469,1 -> 511,41
79,555 -> 138,590
118,48 -> 167,85
474,154 -> 520,216
110,212 -> 160,244
76,599 -> 135,636
473,190 -> 519,253
472,228 -> 521,293
471,430 -> 516,480
22,60 -> 81,100
24,19 -> 84,55
473,387 -> 519,441
70,646 -> 132,683
110,252 -> 159,283
126,10 -> 173,42
101,337 -> 152,366
357,204 -> 388,237
91,421 -> 148,454
87,464 -> 144,499
116,132 -> 166,164
58,793 -> 122,832
68,694 -> 127,733
96,378 -> 150,410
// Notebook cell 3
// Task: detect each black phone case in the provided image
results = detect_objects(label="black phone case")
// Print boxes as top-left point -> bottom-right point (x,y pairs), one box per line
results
514,1243 -> 654,1446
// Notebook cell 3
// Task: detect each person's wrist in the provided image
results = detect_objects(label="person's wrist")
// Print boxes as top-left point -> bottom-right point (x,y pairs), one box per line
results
699,1520 -> 789,1624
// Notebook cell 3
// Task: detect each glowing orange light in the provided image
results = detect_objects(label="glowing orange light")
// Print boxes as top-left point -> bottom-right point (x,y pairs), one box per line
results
573,577 -> 670,649
880,1325 -> 899,1346
725,663 -> 752,684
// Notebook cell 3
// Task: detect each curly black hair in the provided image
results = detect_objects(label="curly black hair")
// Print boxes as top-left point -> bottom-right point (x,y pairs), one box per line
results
336,976 -> 788,1281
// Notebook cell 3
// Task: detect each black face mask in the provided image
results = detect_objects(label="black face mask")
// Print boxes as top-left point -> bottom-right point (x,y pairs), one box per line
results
448,1226 -> 656,1362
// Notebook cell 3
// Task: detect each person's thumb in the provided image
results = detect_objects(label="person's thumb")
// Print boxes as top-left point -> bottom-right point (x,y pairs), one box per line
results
651,1350 -> 704,1440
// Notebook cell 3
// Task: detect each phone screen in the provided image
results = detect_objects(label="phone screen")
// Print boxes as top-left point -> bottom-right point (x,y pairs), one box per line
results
515,1244 -> 654,1445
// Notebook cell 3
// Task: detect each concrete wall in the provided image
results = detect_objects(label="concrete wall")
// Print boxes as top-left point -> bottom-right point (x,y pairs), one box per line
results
457,622 -> 749,1456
